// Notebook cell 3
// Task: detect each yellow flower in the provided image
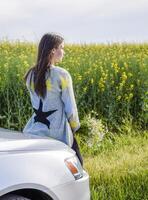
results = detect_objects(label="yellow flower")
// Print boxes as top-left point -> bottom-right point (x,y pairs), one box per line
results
112,63 -> 119,73
128,72 -> 133,77
91,78 -> 94,84
130,84 -> 134,90
119,82 -> 124,89
117,96 -> 121,101
23,60 -> 29,68
124,62 -> 128,68
124,94 -> 129,101
121,72 -> 127,81
83,87 -> 87,92
78,75 -> 82,81
129,93 -> 133,99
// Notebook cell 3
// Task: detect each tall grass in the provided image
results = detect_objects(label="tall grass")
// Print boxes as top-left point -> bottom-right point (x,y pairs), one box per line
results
0,41 -> 148,130
76,125 -> 148,200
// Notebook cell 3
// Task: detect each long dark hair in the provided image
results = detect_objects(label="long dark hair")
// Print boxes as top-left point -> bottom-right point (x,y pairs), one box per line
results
25,33 -> 64,98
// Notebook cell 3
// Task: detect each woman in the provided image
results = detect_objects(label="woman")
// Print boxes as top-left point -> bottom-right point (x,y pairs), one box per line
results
23,33 -> 83,166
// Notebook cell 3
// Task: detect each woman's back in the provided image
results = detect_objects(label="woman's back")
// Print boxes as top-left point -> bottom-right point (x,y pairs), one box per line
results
23,65 -> 79,147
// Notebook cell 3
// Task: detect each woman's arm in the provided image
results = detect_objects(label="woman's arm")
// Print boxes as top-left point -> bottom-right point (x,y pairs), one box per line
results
60,71 -> 80,133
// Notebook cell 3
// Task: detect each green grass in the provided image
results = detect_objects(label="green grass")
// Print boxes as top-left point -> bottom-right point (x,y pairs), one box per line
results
76,131 -> 148,200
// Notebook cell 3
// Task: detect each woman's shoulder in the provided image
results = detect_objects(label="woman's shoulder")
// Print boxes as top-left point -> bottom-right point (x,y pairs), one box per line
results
53,66 -> 71,77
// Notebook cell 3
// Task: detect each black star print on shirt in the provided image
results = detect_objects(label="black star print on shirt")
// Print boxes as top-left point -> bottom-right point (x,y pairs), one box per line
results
33,99 -> 57,129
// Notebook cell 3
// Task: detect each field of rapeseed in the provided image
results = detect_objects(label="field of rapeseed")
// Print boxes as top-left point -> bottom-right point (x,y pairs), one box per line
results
0,41 -> 147,131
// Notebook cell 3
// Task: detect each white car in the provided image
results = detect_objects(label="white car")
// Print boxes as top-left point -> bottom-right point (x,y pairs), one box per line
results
0,128 -> 90,200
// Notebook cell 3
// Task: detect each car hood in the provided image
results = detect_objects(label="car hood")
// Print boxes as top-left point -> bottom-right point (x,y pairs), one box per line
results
0,128 -> 70,152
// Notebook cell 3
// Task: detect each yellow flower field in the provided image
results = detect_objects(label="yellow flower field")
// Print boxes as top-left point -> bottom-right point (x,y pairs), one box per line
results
0,41 -> 147,130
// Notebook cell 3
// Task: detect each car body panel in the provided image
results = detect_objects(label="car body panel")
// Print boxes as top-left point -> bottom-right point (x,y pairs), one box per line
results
0,128 -> 90,200
52,171 -> 90,200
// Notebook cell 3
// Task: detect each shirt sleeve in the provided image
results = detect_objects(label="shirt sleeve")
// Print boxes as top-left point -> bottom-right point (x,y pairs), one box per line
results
60,71 -> 80,133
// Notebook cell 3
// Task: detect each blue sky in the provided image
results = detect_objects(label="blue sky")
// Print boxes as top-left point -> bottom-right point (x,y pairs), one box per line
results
0,0 -> 148,44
